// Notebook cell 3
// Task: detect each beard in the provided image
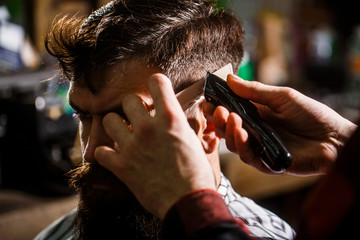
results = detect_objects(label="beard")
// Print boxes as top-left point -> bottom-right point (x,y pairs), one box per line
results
68,162 -> 162,240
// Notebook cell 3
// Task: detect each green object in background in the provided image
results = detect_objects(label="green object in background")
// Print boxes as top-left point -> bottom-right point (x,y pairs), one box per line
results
213,0 -> 230,10
56,84 -> 74,116
211,0 -> 255,81
238,51 -> 254,81
3,0 -> 23,24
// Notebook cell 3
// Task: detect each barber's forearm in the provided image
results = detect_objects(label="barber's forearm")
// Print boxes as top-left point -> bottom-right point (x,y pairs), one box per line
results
162,189 -> 251,240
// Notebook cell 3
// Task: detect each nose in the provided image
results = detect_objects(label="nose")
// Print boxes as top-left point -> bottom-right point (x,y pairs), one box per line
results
81,116 -> 113,164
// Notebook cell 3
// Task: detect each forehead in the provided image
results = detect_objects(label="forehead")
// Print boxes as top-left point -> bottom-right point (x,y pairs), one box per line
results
68,61 -> 162,113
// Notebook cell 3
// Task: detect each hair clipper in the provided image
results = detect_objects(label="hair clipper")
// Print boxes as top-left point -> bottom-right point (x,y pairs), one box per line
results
204,72 -> 292,172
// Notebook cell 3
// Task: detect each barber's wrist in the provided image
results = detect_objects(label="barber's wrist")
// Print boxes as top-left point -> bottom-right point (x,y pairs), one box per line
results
162,189 -> 238,236
341,121 -> 358,143
336,119 -> 358,153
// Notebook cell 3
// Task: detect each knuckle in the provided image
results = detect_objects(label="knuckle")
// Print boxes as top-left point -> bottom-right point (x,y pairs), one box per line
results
282,86 -> 298,99
159,107 -> 180,127
250,80 -> 263,89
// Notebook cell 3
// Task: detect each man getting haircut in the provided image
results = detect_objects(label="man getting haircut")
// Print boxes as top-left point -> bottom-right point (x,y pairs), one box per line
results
35,0 -> 295,239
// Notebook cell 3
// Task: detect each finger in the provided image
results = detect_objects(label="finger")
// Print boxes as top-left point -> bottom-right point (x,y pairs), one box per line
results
148,73 -> 185,118
232,125 -> 271,173
212,106 -> 229,138
102,112 -> 131,145
122,94 -> 151,126
228,115 -> 254,162
224,113 -> 243,153
227,74 -> 285,109
203,102 -> 215,121
234,127 -> 250,157
95,146 -> 126,173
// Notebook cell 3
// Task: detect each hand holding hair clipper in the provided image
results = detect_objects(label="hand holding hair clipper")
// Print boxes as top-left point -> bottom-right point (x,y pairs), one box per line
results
177,64 -> 292,173
204,72 -> 292,172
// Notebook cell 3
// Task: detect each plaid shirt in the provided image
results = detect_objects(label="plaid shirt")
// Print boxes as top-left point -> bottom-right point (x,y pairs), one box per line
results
34,175 -> 295,240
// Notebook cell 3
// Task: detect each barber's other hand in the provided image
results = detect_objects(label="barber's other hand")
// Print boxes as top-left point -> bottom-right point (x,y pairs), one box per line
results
204,74 -> 357,175
95,74 -> 216,219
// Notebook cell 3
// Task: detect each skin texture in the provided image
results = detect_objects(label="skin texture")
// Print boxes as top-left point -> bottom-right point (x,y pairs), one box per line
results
204,74 -> 358,175
68,60 -> 218,219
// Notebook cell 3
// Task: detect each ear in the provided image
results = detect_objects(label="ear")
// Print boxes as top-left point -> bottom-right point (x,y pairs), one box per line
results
187,104 -> 220,154
201,121 -> 220,154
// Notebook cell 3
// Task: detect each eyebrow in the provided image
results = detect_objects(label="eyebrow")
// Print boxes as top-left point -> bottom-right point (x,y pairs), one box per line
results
68,100 -> 127,119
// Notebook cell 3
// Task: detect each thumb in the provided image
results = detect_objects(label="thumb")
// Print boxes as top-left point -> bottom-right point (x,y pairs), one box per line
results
227,74 -> 287,110
95,146 -> 124,171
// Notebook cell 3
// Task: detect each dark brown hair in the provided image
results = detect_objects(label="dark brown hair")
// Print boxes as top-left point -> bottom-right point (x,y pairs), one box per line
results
45,0 -> 244,92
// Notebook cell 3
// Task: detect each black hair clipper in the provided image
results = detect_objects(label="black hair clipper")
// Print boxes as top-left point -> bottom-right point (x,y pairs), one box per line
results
204,72 -> 292,172
176,64 -> 292,172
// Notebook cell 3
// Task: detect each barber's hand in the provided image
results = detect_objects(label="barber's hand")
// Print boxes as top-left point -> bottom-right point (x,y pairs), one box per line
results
95,74 -> 216,219
204,74 -> 357,175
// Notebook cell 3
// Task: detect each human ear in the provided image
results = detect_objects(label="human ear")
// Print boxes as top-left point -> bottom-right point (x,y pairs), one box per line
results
187,104 -> 220,154
201,120 -> 219,154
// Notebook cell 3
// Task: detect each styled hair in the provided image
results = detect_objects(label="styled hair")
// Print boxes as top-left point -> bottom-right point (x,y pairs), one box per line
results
45,0 -> 244,93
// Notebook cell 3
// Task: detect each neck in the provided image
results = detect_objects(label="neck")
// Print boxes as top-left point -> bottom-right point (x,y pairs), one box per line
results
207,151 -> 222,188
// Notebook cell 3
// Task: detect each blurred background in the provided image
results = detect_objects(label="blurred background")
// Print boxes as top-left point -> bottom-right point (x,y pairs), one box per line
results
0,0 -> 359,239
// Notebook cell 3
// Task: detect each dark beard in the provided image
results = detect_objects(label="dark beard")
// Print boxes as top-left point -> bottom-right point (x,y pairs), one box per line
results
68,163 -> 162,240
